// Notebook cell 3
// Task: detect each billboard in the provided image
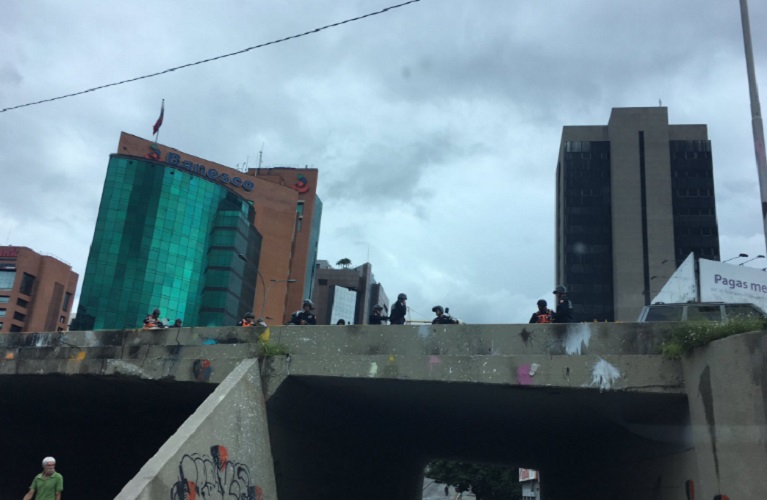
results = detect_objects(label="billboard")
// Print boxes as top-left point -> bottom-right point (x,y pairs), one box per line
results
519,468 -> 539,482
652,253 -> 697,304
699,258 -> 767,311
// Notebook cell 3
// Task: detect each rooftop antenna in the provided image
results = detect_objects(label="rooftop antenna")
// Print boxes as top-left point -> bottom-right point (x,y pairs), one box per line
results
659,98 -> 662,106
244,155 -> 249,172
258,143 -> 264,170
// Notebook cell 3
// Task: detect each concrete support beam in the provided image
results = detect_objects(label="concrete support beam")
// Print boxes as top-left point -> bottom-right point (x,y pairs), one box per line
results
683,331 -> 767,499
115,358 -> 276,499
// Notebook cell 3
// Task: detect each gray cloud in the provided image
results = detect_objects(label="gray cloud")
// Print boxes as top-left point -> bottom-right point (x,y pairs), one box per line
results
1,0 -> 766,322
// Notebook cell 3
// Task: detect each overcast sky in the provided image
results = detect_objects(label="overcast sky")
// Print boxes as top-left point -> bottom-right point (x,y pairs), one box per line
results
1,0 -> 766,324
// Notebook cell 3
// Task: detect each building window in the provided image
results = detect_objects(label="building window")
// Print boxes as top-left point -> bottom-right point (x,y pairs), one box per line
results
13,311 -> 25,321
0,309 -> 5,317
16,298 -> 28,308
60,316 -> 66,324
62,292 -> 72,312
0,270 -> 15,290
10,324 -> 21,332
0,296 -> 8,303
19,273 -> 35,296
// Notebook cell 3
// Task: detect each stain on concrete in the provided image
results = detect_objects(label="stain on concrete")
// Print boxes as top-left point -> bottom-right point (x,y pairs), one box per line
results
519,328 -> 532,345
698,365 -> 720,489
589,358 -> 620,392
368,362 -> 378,377
516,363 -> 540,385
428,355 -> 442,373
564,323 -> 591,355
517,364 -> 533,385
109,359 -> 151,379
367,345 -> 381,355
417,325 -> 431,339
383,356 -> 399,378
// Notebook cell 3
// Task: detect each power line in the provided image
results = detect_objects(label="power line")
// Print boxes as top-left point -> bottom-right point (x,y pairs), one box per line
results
0,0 -> 423,114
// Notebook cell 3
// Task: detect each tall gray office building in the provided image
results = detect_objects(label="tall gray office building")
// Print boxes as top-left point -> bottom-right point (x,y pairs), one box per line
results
556,107 -> 720,322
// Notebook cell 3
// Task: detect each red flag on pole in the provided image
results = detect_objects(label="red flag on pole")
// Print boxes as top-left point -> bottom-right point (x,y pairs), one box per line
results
153,99 -> 164,135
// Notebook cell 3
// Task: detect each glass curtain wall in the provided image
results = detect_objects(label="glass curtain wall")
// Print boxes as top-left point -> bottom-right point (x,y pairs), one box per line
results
75,156 -> 260,330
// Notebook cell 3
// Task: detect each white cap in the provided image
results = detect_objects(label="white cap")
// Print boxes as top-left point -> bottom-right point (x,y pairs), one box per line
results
42,457 -> 56,466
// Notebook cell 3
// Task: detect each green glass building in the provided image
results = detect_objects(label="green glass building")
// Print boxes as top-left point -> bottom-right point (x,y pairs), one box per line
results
75,155 -> 262,330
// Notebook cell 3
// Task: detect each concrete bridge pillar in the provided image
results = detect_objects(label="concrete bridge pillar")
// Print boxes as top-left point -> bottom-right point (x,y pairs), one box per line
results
683,331 -> 767,499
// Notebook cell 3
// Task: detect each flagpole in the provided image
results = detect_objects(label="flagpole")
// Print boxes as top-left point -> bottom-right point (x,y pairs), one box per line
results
153,98 -> 164,145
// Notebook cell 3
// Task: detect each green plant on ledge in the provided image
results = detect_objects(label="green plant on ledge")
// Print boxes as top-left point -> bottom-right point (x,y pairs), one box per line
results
258,340 -> 289,357
662,316 -> 767,358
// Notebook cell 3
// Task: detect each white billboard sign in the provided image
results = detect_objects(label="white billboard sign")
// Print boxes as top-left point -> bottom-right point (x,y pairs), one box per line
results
519,468 -> 539,482
699,258 -> 767,311
652,253 -> 697,304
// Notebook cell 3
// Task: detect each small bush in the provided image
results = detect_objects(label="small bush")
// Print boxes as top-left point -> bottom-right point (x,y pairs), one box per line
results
258,340 -> 289,357
662,316 -> 767,358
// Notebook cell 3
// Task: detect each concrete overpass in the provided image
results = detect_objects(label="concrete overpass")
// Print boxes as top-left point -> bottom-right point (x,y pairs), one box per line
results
1,322 -> 765,499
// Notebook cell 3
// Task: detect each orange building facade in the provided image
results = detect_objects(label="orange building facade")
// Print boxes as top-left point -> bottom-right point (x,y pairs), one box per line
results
115,133 -> 321,324
0,246 -> 78,333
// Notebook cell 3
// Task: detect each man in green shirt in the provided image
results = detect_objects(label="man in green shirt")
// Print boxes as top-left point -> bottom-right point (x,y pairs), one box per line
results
23,456 -> 63,500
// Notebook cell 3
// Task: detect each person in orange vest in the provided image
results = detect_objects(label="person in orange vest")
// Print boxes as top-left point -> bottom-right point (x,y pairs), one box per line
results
238,312 -> 256,327
529,299 -> 553,323
143,308 -> 166,329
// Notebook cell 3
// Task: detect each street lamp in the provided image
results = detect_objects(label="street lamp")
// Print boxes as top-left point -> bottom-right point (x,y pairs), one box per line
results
261,279 -> 297,320
237,253 -> 265,293
722,253 -> 749,263
237,253 -> 298,320
740,255 -> 765,266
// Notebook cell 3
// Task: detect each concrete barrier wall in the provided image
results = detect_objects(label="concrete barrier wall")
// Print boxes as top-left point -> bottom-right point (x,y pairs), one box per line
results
0,321 -> 673,356
682,331 -> 767,500
115,358 -> 277,499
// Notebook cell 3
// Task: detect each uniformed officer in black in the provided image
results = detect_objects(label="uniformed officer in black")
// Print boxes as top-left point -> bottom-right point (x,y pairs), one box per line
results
288,299 -> 317,325
369,304 -> 389,325
552,285 -> 574,323
389,293 -> 408,325
431,305 -> 458,325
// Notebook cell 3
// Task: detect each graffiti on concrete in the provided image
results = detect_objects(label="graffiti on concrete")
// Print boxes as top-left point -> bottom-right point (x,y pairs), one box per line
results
589,358 -> 620,392
171,444 -> 263,500
684,479 -> 694,499
193,359 -> 212,382
516,363 -> 540,385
